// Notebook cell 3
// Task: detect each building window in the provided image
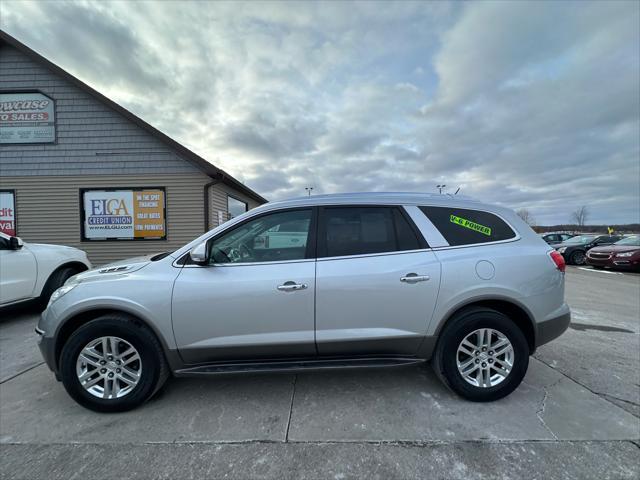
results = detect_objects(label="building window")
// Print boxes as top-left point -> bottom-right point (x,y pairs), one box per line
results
228,196 -> 248,220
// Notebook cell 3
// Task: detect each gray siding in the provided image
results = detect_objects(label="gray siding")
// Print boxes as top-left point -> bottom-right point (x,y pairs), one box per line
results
0,173 -> 212,265
0,44 -> 200,176
210,183 -> 262,228
0,42 -> 265,265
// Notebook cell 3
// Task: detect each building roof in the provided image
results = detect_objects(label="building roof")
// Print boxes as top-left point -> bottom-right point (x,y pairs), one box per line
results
0,30 -> 267,204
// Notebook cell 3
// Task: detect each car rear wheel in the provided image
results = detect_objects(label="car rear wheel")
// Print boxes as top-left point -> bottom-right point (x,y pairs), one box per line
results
59,314 -> 169,412
569,250 -> 586,265
432,308 -> 529,402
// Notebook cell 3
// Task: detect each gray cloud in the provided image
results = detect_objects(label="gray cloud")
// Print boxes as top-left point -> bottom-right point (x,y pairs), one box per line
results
1,0 -> 638,224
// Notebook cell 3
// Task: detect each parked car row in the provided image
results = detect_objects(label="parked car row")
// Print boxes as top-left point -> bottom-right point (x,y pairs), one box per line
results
585,235 -> 640,271
548,233 -> 640,271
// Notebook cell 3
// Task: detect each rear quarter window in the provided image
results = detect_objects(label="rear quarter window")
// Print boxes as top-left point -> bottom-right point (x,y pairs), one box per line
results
419,206 -> 517,246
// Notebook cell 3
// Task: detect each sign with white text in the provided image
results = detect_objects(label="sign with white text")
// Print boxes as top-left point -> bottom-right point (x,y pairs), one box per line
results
0,93 -> 56,144
82,189 -> 166,240
0,191 -> 16,236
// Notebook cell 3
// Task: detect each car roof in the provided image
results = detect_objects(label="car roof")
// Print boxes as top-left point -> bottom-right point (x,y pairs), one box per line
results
255,192 -> 485,210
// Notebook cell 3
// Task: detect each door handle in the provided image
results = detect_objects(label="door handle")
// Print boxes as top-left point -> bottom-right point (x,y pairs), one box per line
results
277,281 -> 308,292
400,273 -> 430,283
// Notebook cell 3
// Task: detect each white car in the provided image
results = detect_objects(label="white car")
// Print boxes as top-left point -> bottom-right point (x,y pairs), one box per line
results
0,232 -> 91,309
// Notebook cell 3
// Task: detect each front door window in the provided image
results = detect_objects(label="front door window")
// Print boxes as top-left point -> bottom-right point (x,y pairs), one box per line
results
209,209 -> 313,264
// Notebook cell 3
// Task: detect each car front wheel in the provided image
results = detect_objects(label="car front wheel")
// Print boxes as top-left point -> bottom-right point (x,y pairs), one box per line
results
432,308 -> 529,402
59,314 -> 169,412
569,250 -> 586,265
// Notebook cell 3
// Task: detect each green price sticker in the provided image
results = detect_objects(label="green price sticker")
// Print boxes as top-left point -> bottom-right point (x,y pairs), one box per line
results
450,214 -> 492,236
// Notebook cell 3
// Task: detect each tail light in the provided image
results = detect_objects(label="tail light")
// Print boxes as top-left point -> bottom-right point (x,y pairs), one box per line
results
549,250 -> 566,273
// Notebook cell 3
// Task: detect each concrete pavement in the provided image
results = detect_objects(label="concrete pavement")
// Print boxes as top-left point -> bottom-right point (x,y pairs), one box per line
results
1,267 -> 638,479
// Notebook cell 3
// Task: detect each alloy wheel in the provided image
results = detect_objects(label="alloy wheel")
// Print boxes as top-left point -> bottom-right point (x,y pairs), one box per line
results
75,336 -> 142,399
456,328 -> 514,388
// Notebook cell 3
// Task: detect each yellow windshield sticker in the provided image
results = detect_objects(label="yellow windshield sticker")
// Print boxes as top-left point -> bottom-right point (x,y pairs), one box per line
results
450,214 -> 492,236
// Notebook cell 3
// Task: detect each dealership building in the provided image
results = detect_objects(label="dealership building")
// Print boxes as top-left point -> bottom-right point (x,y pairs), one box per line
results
0,31 -> 266,265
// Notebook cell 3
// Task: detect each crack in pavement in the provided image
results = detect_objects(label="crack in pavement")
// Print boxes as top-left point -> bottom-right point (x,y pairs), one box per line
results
534,377 -> 563,440
284,374 -> 297,443
0,362 -> 44,385
2,439 -> 637,447
534,356 -> 640,419
600,394 -> 640,409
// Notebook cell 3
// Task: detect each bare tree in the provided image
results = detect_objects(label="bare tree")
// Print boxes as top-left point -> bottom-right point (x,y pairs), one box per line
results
516,208 -> 536,226
571,206 -> 589,226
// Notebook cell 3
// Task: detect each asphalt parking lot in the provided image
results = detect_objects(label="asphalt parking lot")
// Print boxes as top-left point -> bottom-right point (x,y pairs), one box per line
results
1,267 -> 639,479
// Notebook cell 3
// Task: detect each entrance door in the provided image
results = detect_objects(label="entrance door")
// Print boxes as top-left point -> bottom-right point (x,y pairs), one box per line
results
172,208 -> 317,364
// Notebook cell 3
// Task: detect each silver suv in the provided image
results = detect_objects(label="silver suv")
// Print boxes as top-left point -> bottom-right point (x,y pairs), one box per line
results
37,193 -> 570,412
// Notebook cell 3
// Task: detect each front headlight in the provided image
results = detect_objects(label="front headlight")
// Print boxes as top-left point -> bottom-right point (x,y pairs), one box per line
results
616,251 -> 635,257
557,247 -> 567,253
47,283 -> 77,307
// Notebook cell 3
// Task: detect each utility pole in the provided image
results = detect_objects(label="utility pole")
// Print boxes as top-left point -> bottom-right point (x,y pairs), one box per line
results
436,184 -> 446,195
305,187 -> 313,197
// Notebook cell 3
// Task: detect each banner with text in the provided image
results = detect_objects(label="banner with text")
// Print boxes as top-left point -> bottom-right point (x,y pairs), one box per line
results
82,189 -> 166,240
0,191 -> 16,236
0,92 -> 56,144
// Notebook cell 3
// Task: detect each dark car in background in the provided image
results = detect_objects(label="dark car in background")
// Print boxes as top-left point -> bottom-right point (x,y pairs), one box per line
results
586,235 -> 640,272
555,234 -> 623,265
541,232 -> 575,247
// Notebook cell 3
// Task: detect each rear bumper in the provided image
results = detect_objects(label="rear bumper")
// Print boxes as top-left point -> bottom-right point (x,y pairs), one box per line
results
536,309 -> 571,348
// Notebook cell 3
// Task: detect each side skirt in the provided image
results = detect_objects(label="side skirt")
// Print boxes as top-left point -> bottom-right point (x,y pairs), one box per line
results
173,356 -> 426,377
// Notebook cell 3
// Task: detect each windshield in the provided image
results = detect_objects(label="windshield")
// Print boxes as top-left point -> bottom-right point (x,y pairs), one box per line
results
564,235 -> 597,244
614,235 -> 640,246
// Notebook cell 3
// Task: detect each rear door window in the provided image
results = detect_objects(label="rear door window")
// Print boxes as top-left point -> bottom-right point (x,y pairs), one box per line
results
419,206 -> 516,246
319,206 -> 425,258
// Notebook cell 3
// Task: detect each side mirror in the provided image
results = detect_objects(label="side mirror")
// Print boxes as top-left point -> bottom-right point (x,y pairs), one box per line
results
9,236 -> 23,250
188,241 -> 208,265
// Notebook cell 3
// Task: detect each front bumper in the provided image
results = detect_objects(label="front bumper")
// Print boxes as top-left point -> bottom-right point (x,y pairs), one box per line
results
36,330 -> 58,374
36,309 -> 60,376
536,309 -> 571,348
585,256 -> 611,267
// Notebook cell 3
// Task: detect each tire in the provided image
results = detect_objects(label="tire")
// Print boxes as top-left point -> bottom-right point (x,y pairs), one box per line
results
569,250 -> 586,266
432,307 -> 529,402
38,267 -> 78,310
59,313 -> 169,412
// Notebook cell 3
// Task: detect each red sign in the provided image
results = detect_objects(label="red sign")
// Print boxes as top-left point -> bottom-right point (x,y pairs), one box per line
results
0,191 -> 16,236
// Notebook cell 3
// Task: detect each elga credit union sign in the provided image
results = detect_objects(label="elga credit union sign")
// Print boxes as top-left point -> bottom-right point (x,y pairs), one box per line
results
82,189 -> 166,240
0,92 -> 56,144
0,191 -> 16,236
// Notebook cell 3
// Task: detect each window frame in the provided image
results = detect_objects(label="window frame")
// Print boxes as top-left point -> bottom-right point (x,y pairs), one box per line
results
316,205 -> 428,260
198,206 -> 318,267
418,205 -> 520,249
227,195 -> 249,220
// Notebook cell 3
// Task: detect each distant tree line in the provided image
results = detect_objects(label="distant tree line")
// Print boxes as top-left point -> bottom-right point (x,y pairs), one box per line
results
516,204 -> 638,233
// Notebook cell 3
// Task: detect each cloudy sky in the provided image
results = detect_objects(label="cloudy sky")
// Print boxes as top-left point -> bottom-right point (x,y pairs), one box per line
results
2,0 -> 639,224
